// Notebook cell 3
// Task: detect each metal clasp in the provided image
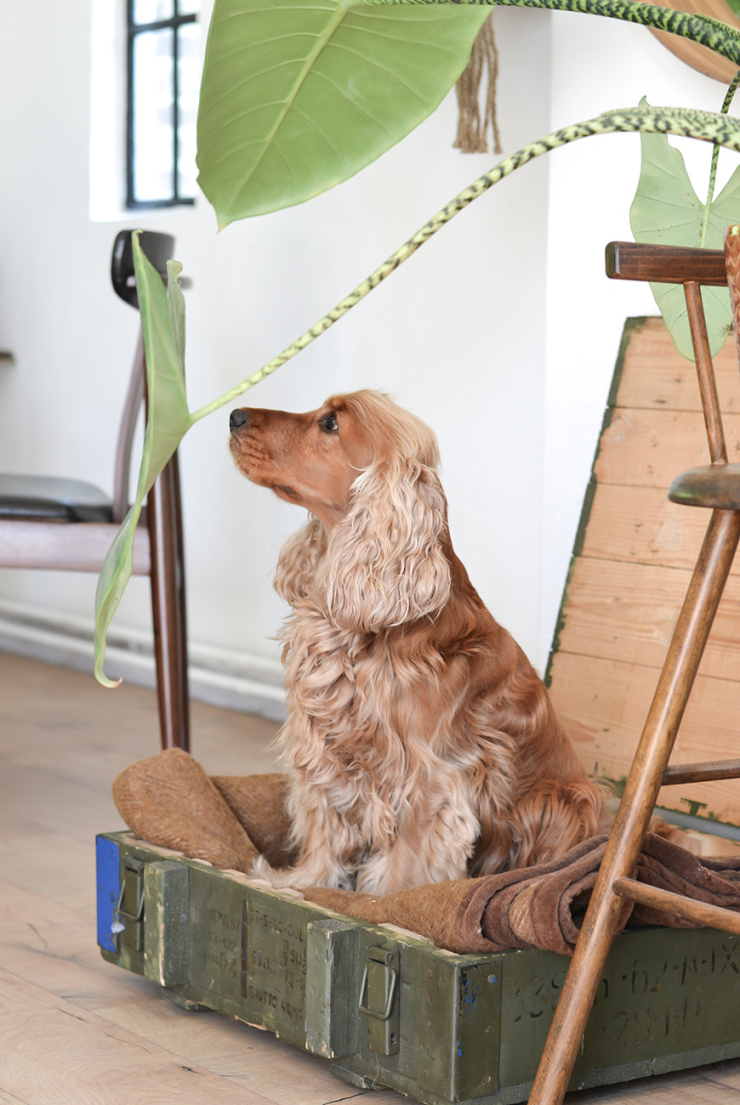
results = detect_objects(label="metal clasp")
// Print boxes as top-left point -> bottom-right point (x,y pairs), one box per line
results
358,944 -> 400,1055
359,963 -> 398,1021
112,856 -> 145,951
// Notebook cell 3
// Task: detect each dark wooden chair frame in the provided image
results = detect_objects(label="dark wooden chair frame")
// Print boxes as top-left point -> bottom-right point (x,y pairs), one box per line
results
529,232 -> 740,1103
0,230 -> 189,752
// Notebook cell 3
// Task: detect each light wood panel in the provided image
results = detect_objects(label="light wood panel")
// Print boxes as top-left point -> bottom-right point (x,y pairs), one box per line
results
580,484 -> 740,575
613,317 -> 740,413
550,316 -> 740,830
550,653 -> 740,826
594,408 -> 740,489
557,557 -> 740,680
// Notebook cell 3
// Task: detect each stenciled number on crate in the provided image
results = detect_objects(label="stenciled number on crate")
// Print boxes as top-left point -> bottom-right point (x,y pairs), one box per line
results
627,954 -> 666,996
250,947 -> 272,971
611,999 -> 704,1043
511,965 -> 570,1023
246,898 -> 308,1025
206,905 -> 240,981
715,938 -> 740,976
608,940 -> 740,1043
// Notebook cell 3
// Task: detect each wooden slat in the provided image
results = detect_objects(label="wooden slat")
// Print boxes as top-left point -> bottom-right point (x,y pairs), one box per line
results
579,483 -> 740,575
557,557 -> 740,680
550,652 -> 740,825
594,409 -> 740,489
614,318 -> 740,413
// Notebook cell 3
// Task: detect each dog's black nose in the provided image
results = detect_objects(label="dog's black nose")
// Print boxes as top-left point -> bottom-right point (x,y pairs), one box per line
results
230,408 -> 250,432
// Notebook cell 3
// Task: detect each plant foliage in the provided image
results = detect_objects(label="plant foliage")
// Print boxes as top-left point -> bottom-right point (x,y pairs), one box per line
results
197,0 -> 491,227
94,232 -> 191,686
631,98 -> 740,359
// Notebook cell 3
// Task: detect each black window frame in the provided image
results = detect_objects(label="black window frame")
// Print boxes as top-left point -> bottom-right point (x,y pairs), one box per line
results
125,0 -> 199,210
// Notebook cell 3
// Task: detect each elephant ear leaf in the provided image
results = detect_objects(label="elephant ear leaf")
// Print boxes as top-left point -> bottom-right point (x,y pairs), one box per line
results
630,97 -> 737,360
94,233 -> 191,687
196,0 -> 491,227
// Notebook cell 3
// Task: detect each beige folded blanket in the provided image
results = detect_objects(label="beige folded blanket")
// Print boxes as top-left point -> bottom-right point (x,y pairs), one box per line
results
112,748 -> 740,957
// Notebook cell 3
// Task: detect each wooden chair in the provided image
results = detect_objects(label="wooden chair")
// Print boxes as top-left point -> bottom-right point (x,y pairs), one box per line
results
0,230 -> 189,752
529,230 -> 740,1103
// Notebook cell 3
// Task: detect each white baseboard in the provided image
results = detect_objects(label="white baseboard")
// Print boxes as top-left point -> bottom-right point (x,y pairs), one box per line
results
0,599 -> 287,722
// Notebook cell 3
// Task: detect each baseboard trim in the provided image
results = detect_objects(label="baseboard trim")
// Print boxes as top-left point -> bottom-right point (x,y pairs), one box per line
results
0,599 -> 287,722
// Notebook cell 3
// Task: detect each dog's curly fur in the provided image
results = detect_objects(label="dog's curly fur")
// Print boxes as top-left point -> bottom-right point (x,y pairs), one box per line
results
230,390 -> 608,894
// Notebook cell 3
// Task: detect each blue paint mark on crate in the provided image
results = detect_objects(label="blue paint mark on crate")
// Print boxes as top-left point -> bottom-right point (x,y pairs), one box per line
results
96,835 -> 120,952
461,975 -> 477,1006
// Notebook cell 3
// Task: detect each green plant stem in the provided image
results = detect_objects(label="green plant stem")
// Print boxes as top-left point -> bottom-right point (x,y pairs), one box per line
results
189,104 -> 740,423
358,0 -> 740,69
701,70 -> 740,246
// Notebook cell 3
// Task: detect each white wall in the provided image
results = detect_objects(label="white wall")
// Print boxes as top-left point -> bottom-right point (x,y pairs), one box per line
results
0,1 -> 730,710
0,1 -> 551,700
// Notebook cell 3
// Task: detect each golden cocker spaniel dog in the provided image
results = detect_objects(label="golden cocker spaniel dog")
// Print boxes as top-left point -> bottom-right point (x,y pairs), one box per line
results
229,390 -> 608,895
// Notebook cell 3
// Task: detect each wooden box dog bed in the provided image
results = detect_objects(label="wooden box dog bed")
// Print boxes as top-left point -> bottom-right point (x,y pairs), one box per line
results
97,317 -> 740,1101
97,830 -> 740,1104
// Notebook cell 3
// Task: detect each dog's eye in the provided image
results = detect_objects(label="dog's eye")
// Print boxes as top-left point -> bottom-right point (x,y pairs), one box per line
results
320,413 -> 339,434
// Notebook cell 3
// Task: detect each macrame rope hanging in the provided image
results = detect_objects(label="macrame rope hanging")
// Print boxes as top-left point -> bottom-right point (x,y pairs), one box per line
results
454,14 -> 503,155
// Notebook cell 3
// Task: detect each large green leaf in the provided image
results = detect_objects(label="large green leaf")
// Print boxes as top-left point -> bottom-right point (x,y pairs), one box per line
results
196,0 -> 490,226
630,98 -> 740,360
94,233 -> 192,687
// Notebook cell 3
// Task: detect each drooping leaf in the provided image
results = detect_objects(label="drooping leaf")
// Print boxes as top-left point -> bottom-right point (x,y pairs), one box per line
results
630,97 -> 740,360
196,0 -> 490,227
94,236 -> 192,686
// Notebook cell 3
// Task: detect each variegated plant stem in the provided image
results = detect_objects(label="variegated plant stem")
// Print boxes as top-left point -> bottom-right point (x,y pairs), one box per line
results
362,0 -> 740,67
190,104 -> 740,422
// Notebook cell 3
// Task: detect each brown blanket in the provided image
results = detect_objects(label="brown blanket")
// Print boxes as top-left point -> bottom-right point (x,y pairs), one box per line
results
112,748 -> 740,957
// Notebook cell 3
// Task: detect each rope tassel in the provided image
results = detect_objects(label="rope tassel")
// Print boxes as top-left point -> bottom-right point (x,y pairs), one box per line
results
454,14 -> 503,155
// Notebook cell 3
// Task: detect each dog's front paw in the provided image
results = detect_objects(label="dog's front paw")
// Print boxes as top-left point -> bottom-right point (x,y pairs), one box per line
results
249,854 -> 316,890
250,853 -> 353,891
249,854 -> 290,887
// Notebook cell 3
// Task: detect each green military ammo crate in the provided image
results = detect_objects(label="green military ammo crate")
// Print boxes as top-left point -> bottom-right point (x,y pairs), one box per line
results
97,830 -> 740,1103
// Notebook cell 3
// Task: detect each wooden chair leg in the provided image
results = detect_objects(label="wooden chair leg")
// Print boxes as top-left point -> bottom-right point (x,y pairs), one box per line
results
148,453 -> 190,751
528,507 -> 740,1105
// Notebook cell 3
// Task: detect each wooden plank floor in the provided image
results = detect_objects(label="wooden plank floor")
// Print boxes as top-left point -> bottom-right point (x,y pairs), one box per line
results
2,651 -> 740,1105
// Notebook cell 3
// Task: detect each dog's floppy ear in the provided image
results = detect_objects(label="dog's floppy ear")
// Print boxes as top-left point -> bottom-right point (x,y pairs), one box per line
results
274,517 -> 326,606
320,459 -> 451,632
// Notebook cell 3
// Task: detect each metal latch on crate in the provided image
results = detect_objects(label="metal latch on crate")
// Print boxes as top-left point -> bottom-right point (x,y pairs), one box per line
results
358,944 -> 400,1055
112,856 -> 145,951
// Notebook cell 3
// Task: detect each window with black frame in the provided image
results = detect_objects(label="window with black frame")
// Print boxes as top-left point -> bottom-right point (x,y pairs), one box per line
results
126,0 -> 201,209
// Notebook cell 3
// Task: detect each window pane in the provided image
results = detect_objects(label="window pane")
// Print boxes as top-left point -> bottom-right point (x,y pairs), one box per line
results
177,0 -> 201,14
133,0 -> 174,24
132,29 -> 174,203
177,21 -> 200,199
